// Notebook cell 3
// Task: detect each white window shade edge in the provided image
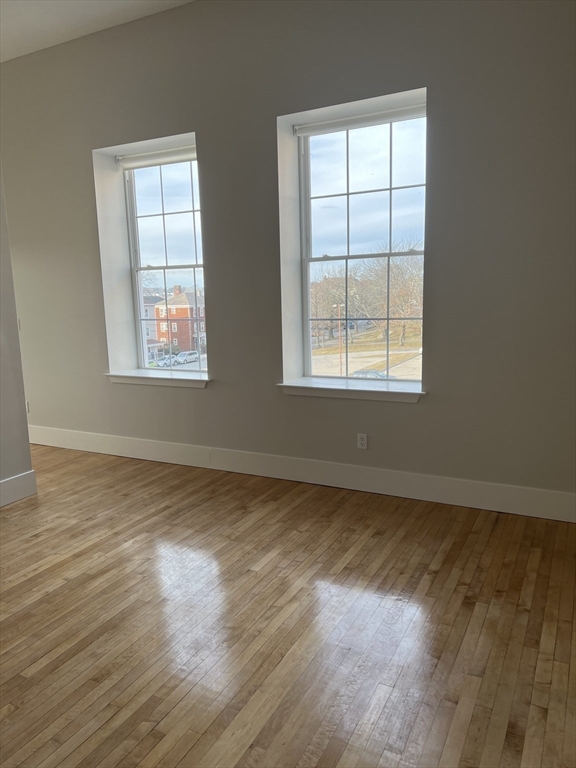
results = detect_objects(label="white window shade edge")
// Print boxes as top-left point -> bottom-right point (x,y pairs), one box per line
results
294,104 -> 426,137
116,146 -> 197,170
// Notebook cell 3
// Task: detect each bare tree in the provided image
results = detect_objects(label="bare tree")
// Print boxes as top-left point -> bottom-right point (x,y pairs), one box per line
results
140,270 -> 163,296
309,263 -> 345,340
308,235 -> 423,345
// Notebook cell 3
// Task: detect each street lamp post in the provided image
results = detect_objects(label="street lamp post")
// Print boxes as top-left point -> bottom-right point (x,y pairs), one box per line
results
333,303 -> 344,376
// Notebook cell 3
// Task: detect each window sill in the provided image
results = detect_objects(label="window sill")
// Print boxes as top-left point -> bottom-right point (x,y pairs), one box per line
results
279,377 -> 424,402
106,370 -> 209,388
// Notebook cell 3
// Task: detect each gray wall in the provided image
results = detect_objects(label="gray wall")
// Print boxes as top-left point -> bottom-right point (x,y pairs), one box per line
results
0,174 -> 33,482
1,0 -> 574,492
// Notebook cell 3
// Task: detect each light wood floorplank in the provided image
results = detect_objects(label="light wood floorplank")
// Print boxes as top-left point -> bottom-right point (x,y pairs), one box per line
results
0,445 -> 574,768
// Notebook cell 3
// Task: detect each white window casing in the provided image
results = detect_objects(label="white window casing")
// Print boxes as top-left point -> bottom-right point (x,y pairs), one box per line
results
93,132 -> 209,386
116,146 -> 196,170
277,89 -> 427,402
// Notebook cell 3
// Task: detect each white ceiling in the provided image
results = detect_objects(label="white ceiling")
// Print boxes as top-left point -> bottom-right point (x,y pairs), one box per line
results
0,0 -> 195,63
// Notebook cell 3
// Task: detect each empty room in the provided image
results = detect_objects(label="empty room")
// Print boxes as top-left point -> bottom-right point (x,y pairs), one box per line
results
0,1 -> 574,766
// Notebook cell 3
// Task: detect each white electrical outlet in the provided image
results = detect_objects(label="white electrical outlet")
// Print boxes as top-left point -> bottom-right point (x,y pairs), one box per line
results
357,433 -> 368,450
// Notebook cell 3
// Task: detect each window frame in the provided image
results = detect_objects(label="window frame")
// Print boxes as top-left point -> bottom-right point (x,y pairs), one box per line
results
122,154 -> 206,373
298,114 -> 425,382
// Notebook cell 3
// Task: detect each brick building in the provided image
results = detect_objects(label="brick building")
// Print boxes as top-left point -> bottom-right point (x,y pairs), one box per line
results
155,285 -> 205,354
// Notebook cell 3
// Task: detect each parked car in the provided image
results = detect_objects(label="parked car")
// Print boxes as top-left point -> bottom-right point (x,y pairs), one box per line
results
352,369 -> 393,379
175,351 -> 199,365
156,355 -> 178,368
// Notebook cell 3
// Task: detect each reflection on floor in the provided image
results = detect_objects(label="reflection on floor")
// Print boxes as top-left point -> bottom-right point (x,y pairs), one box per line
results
0,445 -> 573,768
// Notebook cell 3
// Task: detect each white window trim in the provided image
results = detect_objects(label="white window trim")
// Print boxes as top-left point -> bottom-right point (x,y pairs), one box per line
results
279,377 -> 423,402
106,370 -> 208,388
92,132 -> 211,387
277,89 -> 426,403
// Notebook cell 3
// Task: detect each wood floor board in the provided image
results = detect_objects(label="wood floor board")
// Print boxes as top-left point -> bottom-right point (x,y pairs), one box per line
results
0,445 -> 573,768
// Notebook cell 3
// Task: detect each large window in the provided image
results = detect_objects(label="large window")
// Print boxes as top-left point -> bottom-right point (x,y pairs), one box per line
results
123,157 -> 207,373
300,114 -> 425,382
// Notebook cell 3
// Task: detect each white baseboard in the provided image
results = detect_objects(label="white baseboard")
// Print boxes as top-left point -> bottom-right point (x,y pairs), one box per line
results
28,425 -> 576,523
0,470 -> 37,507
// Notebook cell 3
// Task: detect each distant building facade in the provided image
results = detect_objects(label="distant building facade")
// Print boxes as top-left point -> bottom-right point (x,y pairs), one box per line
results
154,285 -> 205,356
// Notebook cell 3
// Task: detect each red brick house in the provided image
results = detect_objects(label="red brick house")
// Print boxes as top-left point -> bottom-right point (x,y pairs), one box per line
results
155,285 -> 205,353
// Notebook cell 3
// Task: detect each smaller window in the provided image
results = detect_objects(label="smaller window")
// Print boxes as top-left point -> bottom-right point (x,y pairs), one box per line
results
173,338 -> 178,346
201,322 -> 205,332
93,131 -> 210,382
172,322 -> 177,331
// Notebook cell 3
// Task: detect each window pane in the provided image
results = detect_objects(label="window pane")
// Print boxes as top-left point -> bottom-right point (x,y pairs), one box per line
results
311,196 -> 347,257
194,212 -> 203,263
137,270 -> 166,319
165,212 -> 196,265
347,258 -> 388,319
392,118 -> 426,188
389,255 -> 423,318
310,320 -> 346,377
137,216 -> 166,266
198,318 -> 207,371
349,191 -> 389,255
164,269 -> 195,312
347,321 -> 388,379
349,124 -> 390,192
134,166 -> 162,216
310,132 -> 347,198
162,323 -> 180,368
168,321 -> 202,370
194,266 -> 205,298
309,261 -> 345,319
391,186 -> 425,251
141,320 -> 164,368
192,161 -> 200,209
161,162 -> 193,213
388,319 -> 422,380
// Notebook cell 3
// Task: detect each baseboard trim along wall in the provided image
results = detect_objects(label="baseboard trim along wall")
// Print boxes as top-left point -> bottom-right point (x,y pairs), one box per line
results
0,470 -> 37,507
28,425 -> 576,523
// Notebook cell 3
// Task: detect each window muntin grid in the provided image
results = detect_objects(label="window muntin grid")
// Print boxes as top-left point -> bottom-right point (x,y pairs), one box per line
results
125,160 -> 207,372
301,117 -> 425,381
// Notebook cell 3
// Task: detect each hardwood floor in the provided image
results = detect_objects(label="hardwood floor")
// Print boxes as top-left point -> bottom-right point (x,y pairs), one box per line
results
0,446 -> 574,768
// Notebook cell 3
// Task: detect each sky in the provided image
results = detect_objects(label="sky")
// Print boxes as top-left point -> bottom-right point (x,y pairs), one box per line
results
134,161 -> 202,272
309,117 -> 426,257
